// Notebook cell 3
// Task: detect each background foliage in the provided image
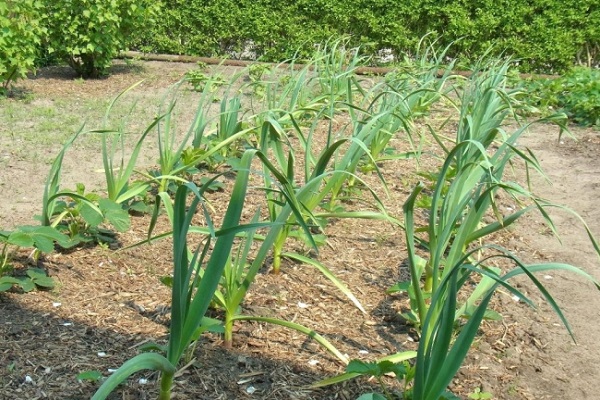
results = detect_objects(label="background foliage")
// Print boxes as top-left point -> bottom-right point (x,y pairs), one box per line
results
522,67 -> 600,127
0,0 -> 45,92
42,0 -> 158,78
2,0 -> 597,82
131,0 -> 600,73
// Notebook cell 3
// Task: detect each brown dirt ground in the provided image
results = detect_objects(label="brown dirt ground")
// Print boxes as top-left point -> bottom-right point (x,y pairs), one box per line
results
0,61 -> 599,400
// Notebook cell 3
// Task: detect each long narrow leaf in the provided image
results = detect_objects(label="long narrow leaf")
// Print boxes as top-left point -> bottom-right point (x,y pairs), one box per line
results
282,252 -> 366,313
92,353 -> 175,400
232,315 -> 349,364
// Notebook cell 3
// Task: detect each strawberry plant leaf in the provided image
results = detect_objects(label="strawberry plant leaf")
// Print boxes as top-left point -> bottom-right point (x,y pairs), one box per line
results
80,202 -> 104,227
7,231 -> 34,248
98,198 -> 130,232
17,277 -> 35,292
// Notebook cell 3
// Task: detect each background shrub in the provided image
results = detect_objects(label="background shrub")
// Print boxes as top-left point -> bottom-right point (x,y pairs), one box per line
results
42,0 -> 158,78
131,0 -> 599,73
523,68 -> 600,127
0,0 -> 45,94
130,0 -> 332,60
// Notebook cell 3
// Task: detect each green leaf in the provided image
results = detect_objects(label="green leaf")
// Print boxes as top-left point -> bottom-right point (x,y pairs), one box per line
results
283,252 -> 365,313
387,280 -> 411,294
460,305 -> 502,321
91,353 -> 176,400
114,183 -> 150,205
138,342 -> 167,353
378,360 -> 407,378
18,278 -> 35,292
29,270 -> 55,288
346,359 -> 406,379
311,351 -> 416,389
79,202 -> 104,227
7,231 -> 34,248
13,226 -> 73,253
356,394 -> 387,400
128,200 -> 150,213
98,198 -> 130,232
33,277 -> 55,289
77,370 -> 102,382
0,277 -> 22,285
160,275 -> 173,287
30,234 -> 55,253
0,275 -> 26,291
26,268 -> 47,280
190,317 -> 225,340
198,176 -> 225,192
346,360 -> 380,376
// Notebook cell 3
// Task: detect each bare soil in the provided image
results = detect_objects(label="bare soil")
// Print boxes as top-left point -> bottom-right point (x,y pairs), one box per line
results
0,61 -> 599,400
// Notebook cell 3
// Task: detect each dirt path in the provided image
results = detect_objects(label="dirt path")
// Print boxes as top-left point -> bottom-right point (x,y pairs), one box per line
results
508,129 -> 600,399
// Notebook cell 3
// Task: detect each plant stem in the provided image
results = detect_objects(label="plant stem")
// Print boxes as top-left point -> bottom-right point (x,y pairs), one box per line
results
273,245 -> 282,275
223,310 -> 234,349
378,376 -> 393,400
410,259 -> 428,328
271,229 -> 287,274
159,371 -> 174,400
159,178 -> 168,194
424,260 -> 434,293
1,248 -> 9,273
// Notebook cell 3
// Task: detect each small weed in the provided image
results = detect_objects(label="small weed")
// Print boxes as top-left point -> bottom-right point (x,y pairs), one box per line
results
77,370 -> 103,383
248,63 -> 271,82
185,68 -> 227,92
185,69 -> 208,91
506,384 -> 518,396
468,388 -> 493,399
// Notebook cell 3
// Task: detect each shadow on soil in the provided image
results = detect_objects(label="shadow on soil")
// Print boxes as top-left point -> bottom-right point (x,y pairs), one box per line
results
0,292 -> 384,400
27,63 -> 146,82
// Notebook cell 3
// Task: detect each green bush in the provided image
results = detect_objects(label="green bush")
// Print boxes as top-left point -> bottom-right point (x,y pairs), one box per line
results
131,0 -> 599,73
42,0 -> 159,78
0,0 -> 45,94
522,67 -> 600,127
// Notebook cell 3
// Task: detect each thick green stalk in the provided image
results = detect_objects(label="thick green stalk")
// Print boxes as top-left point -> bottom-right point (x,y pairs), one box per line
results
159,372 -> 174,400
271,229 -> 288,274
423,260 -> 434,293
223,309 -> 234,349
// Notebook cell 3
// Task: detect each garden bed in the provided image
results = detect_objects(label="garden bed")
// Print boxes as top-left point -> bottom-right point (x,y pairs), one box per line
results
0,60 -> 599,400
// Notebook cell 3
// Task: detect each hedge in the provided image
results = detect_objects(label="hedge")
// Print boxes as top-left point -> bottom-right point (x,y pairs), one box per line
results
131,0 -> 599,73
